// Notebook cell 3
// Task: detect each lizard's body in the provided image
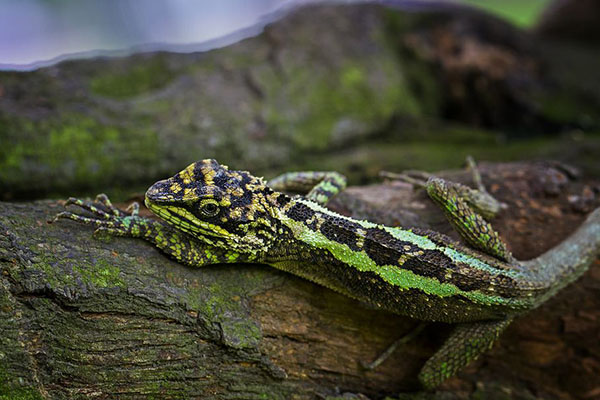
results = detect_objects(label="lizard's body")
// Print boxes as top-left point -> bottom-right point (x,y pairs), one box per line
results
272,198 -> 529,322
53,159 -> 600,389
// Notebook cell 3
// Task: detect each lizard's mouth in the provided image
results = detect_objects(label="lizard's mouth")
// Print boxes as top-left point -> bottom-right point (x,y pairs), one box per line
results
145,197 -> 232,241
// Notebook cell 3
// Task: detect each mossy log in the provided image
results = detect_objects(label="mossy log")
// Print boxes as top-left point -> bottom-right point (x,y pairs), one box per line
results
1,162 -> 599,399
2,2 -> 600,199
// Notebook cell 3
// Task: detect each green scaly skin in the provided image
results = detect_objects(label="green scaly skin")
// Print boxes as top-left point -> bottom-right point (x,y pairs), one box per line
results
52,159 -> 600,389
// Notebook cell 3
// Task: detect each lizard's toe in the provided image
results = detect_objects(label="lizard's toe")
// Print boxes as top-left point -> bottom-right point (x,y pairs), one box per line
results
64,198 -> 112,219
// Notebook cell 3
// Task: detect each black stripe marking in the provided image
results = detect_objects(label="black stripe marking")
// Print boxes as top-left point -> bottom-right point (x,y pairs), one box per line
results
318,215 -> 363,252
284,246 -> 507,322
287,201 -> 521,297
287,202 -> 317,223
361,227 -> 516,293
275,193 -> 292,207
363,228 -> 422,266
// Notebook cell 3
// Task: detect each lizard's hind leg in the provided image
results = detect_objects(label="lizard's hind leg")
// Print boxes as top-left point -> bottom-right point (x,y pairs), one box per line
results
419,318 -> 513,389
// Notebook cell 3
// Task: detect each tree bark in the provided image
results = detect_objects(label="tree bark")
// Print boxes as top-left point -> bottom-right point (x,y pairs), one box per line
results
1,161 -> 599,399
2,2 -> 600,200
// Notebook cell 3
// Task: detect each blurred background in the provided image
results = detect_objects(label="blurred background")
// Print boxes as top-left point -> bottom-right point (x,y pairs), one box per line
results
0,0 -> 552,68
1,2 -> 599,398
0,0 -> 598,200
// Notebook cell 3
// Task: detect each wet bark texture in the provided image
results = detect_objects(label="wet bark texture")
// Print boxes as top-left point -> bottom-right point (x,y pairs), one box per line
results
1,162 -> 599,400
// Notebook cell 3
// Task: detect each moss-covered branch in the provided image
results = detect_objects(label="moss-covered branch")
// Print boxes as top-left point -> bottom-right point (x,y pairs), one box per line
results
1,162 -> 599,399
2,3 -> 600,199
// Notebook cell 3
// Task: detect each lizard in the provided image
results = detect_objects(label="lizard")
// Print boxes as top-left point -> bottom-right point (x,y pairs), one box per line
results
51,158 -> 600,389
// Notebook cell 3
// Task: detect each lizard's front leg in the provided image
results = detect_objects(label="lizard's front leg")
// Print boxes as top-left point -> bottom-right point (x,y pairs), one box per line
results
382,159 -> 511,261
425,177 -> 512,261
268,171 -> 347,206
51,194 -> 242,267
381,156 -> 505,220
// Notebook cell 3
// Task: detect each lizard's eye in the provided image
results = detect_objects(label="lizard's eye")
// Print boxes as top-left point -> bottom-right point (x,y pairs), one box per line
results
199,200 -> 219,217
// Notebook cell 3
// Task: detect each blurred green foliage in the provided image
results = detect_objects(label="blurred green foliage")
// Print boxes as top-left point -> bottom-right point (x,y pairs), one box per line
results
462,0 -> 552,27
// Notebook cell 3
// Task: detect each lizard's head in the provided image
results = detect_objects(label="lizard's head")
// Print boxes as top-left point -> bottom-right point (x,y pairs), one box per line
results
145,159 -> 286,253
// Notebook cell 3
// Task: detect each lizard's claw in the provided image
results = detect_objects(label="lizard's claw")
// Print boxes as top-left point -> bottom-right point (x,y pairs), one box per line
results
50,194 -> 140,237
63,197 -> 113,219
95,193 -> 123,217
126,202 -> 140,217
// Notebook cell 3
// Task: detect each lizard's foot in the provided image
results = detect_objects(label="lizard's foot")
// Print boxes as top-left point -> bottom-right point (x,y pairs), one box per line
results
461,156 -> 507,219
379,170 -> 431,188
380,157 -> 505,219
50,194 -> 143,237
380,156 -> 482,190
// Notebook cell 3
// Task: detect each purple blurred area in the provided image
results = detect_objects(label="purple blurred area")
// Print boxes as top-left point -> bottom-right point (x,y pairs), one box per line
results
0,0 -> 558,70
0,0 -> 286,69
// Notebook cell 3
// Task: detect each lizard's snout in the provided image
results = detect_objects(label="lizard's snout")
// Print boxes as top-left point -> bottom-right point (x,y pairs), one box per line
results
145,179 -> 173,203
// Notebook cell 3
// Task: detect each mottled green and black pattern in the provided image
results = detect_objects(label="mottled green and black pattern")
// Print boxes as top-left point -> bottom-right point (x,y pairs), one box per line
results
426,178 -> 512,261
53,159 -> 600,389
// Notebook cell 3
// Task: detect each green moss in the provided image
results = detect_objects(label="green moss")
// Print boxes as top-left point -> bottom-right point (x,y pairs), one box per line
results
31,253 -> 125,291
191,281 -> 261,349
0,113 -> 160,198
31,253 -> 76,289
340,65 -> 364,87
73,259 -> 125,288
0,366 -> 43,400
180,269 -> 270,350
263,60 -> 420,151
0,116 -> 33,179
90,56 -> 175,98
48,119 -> 119,175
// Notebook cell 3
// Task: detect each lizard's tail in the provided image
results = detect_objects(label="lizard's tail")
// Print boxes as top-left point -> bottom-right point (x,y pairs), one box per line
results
521,207 -> 600,305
